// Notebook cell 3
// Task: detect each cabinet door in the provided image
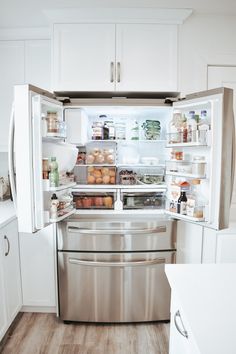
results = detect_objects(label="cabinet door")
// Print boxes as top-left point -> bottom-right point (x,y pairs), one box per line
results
0,41 -> 24,151
19,224 -> 56,308
176,221 -> 203,263
2,219 -> 22,324
25,40 -> 51,91
0,240 -> 7,341
53,24 -> 116,91
116,24 -> 178,92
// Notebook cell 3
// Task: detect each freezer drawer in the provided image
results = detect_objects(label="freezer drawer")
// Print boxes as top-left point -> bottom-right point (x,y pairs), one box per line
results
58,251 -> 175,322
57,218 -> 176,251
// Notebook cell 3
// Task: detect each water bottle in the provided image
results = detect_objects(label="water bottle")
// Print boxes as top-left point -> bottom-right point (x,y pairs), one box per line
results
49,157 -> 59,187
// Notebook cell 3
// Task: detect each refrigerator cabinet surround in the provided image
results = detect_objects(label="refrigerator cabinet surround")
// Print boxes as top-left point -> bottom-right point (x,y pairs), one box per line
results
57,217 -> 176,322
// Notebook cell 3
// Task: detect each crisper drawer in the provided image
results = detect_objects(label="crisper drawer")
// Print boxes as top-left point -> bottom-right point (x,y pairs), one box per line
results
121,190 -> 165,210
73,191 -> 114,210
57,218 -> 176,252
58,251 -> 175,322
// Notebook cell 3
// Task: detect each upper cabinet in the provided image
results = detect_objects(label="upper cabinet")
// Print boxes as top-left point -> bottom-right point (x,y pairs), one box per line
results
52,23 -> 178,92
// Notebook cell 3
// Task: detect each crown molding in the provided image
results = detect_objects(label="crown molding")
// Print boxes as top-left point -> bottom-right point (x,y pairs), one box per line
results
44,8 -> 193,25
0,27 -> 51,41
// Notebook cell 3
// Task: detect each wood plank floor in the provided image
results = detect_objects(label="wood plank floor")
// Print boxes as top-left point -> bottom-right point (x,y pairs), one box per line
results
0,313 -> 170,354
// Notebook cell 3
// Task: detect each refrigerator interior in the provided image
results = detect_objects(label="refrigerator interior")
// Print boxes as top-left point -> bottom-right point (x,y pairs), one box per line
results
64,102 -> 213,224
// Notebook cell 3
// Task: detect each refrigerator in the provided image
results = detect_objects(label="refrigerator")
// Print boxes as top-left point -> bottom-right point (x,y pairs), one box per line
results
9,84 -> 235,234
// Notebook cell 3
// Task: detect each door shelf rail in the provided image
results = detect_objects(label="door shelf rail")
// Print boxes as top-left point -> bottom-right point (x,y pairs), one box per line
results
49,208 -> 76,222
165,171 -> 206,179
166,142 -> 209,148
43,180 -> 77,192
165,210 -> 205,222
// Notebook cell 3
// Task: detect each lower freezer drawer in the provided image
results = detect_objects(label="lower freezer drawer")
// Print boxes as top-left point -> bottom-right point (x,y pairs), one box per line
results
58,251 -> 175,323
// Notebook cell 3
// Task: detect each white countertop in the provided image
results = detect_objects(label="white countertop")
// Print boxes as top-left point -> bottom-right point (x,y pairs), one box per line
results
0,200 -> 16,229
165,264 -> 236,354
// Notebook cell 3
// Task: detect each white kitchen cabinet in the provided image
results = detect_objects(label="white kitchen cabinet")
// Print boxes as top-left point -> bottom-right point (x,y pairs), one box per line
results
169,294 -> 200,354
202,224 -> 236,263
116,24 -> 177,92
0,39 -> 51,152
25,40 -> 51,91
0,249 -> 7,341
52,23 -> 178,92
53,24 -> 116,92
0,41 -> 24,152
176,221 -> 203,263
19,224 -> 56,310
0,218 -> 22,341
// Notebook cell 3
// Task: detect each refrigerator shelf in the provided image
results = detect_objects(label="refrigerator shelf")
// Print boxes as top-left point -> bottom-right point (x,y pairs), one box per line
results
87,139 -> 166,143
165,211 -> 205,222
43,180 -> 76,192
49,208 -> 76,223
75,164 -> 116,167
165,172 -> 206,179
74,209 -> 165,215
166,142 -> 209,148
72,184 -> 167,190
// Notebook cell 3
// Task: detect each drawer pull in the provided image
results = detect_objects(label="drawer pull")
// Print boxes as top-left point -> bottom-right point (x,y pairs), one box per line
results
68,226 -> 166,235
4,235 -> 10,256
174,310 -> 188,339
68,257 -> 166,267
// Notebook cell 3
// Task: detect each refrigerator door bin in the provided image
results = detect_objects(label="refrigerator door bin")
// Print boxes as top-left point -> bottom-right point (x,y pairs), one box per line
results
58,251 -> 175,322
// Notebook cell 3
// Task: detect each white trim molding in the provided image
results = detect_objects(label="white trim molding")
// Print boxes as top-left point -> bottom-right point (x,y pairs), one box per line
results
0,27 -> 51,41
44,7 -> 193,25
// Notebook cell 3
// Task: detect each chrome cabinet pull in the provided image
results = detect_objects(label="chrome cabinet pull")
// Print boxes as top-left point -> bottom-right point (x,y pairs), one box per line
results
4,235 -> 10,256
110,62 -> 114,83
69,257 -> 166,267
68,226 -> 166,235
174,310 -> 188,338
117,62 -> 121,83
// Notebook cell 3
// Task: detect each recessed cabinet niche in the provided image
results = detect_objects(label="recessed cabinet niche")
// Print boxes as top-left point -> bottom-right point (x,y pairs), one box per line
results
52,23 -> 178,92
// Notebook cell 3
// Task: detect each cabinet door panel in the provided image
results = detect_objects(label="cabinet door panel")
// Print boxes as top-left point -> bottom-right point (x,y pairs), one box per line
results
2,219 -> 22,323
116,24 -> 178,92
19,224 -> 56,307
53,24 -> 116,91
0,237 -> 7,341
25,40 -> 51,91
0,41 -> 24,151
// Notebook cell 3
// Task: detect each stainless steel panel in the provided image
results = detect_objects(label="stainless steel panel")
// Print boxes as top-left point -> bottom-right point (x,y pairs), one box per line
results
58,251 -> 174,322
57,218 -> 176,251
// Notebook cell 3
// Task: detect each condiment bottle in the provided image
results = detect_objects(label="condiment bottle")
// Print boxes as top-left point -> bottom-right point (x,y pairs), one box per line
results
42,158 -> 49,179
49,157 -> 59,187
131,120 -> 139,140
177,191 -> 187,215
50,193 -> 59,219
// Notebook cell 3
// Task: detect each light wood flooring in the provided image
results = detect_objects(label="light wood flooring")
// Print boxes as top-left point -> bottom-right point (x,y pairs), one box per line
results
0,313 -> 170,354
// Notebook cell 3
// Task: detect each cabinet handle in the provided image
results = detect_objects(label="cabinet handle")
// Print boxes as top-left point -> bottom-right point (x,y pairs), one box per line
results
110,62 -> 114,83
174,310 -> 188,338
117,62 -> 121,83
4,235 -> 10,256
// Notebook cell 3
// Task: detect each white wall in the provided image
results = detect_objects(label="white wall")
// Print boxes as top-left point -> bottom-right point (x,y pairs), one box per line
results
179,14 -> 236,94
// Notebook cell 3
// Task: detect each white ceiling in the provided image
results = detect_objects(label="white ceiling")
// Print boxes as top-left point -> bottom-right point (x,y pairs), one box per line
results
1,0 -> 236,28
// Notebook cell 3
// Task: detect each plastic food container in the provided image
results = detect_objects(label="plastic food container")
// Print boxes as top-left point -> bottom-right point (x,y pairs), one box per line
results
86,145 -> 115,165
192,156 -> 206,176
87,167 -> 116,184
73,193 -> 114,209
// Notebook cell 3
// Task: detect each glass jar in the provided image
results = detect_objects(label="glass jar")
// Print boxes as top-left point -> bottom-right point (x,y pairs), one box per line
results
115,122 -> 126,140
42,158 -> 49,179
46,111 -> 59,134
192,156 -> 206,176
92,121 -> 103,140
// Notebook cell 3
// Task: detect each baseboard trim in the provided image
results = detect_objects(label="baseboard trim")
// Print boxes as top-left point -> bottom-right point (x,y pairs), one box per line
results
21,306 -> 56,313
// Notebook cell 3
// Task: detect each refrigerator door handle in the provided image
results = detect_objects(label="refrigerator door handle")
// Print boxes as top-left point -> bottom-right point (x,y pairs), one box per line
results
67,226 -> 166,234
8,103 -> 17,212
68,257 -> 166,267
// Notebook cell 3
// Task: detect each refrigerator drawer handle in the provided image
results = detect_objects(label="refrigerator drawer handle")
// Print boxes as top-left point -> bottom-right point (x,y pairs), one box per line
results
68,257 -> 166,267
67,226 -> 166,235
174,310 -> 188,339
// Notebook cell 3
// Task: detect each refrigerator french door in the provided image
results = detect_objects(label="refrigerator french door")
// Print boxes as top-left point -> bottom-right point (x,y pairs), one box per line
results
9,85 -> 78,233
9,85 -> 235,233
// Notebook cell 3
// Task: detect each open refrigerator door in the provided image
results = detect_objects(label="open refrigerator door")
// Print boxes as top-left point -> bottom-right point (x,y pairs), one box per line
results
165,87 -> 234,230
14,85 -> 77,233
